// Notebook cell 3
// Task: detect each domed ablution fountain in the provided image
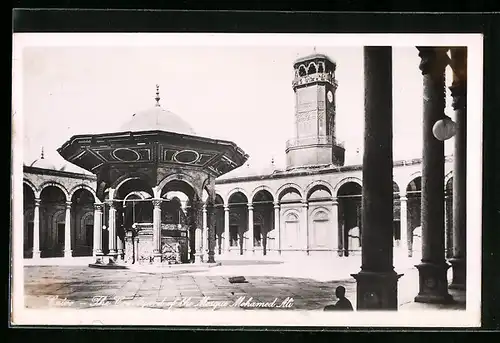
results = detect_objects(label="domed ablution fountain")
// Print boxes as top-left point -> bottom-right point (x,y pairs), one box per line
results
58,86 -> 248,267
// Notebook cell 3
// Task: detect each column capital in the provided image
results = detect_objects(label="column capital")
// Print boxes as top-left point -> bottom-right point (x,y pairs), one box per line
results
202,204 -> 207,212
65,201 -> 72,208
224,205 -> 230,211
152,199 -> 163,208
449,80 -> 467,111
400,195 -> 408,202
247,204 -> 254,211
417,47 -> 450,75
331,197 -> 339,205
273,202 -> 280,209
94,202 -> 104,211
300,200 -> 308,208
34,198 -> 41,206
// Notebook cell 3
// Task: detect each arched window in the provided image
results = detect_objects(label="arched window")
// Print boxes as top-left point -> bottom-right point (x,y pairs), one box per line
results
298,65 -> 307,77
308,63 -> 317,75
283,212 -> 299,249
310,210 -> 330,249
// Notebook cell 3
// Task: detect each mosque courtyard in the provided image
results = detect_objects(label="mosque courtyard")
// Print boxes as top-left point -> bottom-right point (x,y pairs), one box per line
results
23,256 -> 465,311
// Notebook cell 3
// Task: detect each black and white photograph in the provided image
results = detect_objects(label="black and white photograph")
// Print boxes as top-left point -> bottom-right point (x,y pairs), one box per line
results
11,32 -> 483,327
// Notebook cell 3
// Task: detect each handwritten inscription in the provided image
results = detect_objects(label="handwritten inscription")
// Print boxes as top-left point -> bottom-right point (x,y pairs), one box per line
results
45,295 -> 294,310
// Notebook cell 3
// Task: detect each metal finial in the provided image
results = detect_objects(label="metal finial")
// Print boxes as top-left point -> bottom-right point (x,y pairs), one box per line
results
41,146 -> 45,159
155,84 -> 161,107
313,46 -> 317,53
271,156 -> 275,165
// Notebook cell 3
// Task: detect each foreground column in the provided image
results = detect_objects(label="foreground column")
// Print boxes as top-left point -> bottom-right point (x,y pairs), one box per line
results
331,197 -> 339,257
107,201 -> 117,263
449,47 -> 467,290
247,204 -> 254,254
399,193 -> 409,257
93,203 -> 103,262
351,46 -> 401,310
207,205 -> 216,263
414,47 -> 453,304
224,205 -> 230,252
64,201 -> 72,258
32,198 -> 41,259
273,202 -> 281,254
152,199 -> 162,263
193,200 -> 204,263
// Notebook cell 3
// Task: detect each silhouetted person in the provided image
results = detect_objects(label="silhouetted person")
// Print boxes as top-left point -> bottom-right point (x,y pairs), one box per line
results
324,286 -> 354,311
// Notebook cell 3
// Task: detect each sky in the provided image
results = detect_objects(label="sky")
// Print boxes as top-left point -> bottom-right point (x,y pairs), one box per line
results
20,43 -> 456,172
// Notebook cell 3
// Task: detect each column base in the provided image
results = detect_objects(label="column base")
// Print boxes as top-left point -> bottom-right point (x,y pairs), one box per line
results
107,250 -> 118,265
207,252 -> 216,263
351,270 -> 403,310
32,250 -> 41,259
194,253 -> 203,264
64,250 -> 73,258
448,257 -> 466,290
152,254 -> 162,264
414,261 -> 455,304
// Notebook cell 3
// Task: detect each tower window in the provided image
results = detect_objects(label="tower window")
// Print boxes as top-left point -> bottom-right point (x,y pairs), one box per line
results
308,63 -> 317,75
318,63 -> 324,73
298,65 -> 307,77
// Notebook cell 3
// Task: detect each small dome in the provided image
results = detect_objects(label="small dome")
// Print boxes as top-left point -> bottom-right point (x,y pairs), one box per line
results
119,106 -> 196,136
29,158 -> 57,170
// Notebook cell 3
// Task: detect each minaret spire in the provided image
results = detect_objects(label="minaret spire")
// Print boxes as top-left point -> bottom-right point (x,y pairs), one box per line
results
41,146 -> 45,160
155,84 -> 161,107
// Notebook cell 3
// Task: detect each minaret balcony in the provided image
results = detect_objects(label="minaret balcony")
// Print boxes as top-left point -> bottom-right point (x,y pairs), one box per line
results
285,135 -> 344,150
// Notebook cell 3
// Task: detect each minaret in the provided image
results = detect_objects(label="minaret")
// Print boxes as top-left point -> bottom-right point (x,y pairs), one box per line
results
155,84 -> 161,107
285,52 -> 345,169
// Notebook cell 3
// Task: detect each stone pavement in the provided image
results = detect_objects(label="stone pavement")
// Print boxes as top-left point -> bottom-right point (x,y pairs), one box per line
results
23,256 -> 465,311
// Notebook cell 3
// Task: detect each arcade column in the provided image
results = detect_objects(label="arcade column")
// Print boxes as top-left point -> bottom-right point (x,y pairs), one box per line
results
300,201 -> 309,254
449,47 -> 467,290
224,205 -> 230,252
152,199 -> 163,263
32,198 -> 41,259
192,200 -> 204,263
273,202 -> 281,254
331,197 -> 340,257
107,200 -> 118,263
351,46 -> 401,310
64,201 -> 73,258
399,193 -> 410,257
247,204 -> 254,253
414,47 -> 453,304
93,203 -> 103,262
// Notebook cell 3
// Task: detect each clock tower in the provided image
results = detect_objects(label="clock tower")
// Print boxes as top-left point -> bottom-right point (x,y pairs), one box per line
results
285,53 -> 345,169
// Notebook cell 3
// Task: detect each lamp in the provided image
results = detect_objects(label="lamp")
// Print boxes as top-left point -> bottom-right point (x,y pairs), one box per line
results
432,115 -> 457,141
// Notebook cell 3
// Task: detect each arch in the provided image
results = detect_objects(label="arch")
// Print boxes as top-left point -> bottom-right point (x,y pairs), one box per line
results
333,177 -> 362,196
276,182 -> 304,201
113,173 -> 154,197
311,206 -> 330,217
39,181 -> 69,201
23,179 -> 38,197
405,171 -> 422,192
283,210 -> 299,222
69,184 -> 99,203
227,187 -> 250,204
80,211 -> 94,229
250,185 -> 275,203
305,180 -> 334,199
307,62 -> 317,74
157,173 -> 200,199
